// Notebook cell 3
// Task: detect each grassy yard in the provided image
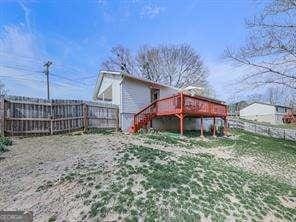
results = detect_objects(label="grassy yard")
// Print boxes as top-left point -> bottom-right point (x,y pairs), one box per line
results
59,130 -> 296,221
76,145 -> 295,221
144,129 -> 296,167
1,129 -> 295,221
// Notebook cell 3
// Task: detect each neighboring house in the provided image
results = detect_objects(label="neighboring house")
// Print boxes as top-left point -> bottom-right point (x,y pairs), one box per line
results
239,102 -> 292,124
93,71 -> 225,131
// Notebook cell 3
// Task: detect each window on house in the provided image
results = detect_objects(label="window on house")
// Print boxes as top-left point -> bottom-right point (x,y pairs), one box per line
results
276,106 -> 285,113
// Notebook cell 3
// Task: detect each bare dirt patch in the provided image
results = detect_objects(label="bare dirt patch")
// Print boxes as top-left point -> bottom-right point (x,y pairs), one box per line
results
0,131 -> 295,221
281,196 -> 296,209
0,132 -> 132,221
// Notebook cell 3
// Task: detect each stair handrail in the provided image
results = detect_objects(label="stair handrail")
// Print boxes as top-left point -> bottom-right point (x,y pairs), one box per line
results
133,94 -> 181,126
183,93 -> 225,105
134,94 -> 181,117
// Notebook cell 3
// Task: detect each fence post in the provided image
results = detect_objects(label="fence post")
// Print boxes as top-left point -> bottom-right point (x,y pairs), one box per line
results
283,129 -> 286,140
50,100 -> 53,135
106,108 -> 109,128
10,101 -> 13,137
0,98 -> 4,136
83,103 -> 88,132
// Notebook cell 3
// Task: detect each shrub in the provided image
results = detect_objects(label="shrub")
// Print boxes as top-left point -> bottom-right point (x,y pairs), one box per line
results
0,136 -> 12,153
0,136 -> 12,146
85,128 -> 113,135
0,143 -> 7,153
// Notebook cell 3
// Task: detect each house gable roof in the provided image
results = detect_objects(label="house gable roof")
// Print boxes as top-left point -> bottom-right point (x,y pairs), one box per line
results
93,70 -> 178,99
93,71 -> 122,100
242,102 -> 291,110
121,73 -> 179,90
93,70 -> 226,105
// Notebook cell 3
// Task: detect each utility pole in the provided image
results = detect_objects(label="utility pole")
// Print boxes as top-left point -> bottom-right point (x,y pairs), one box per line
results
43,61 -> 52,100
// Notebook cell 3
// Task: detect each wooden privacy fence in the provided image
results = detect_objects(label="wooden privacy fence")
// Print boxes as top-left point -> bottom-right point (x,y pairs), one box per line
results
0,96 -> 119,136
229,117 -> 296,141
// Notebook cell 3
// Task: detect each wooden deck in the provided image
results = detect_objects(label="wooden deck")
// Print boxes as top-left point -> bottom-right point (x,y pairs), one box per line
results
131,93 -> 228,135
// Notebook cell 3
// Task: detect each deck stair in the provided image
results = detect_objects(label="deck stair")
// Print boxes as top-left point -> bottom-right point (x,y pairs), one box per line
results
129,102 -> 157,133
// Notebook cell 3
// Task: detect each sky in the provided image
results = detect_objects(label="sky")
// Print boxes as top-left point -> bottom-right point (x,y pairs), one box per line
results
0,0 -> 260,101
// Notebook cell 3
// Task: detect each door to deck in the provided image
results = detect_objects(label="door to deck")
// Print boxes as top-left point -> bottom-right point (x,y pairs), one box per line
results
151,88 -> 160,102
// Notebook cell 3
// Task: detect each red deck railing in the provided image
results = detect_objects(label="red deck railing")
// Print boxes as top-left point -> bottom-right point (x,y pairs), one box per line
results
183,94 -> 227,117
131,93 -> 228,133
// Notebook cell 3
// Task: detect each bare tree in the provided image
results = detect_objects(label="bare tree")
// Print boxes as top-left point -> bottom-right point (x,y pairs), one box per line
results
136,44 -> 208,88
101,43 -> 212,95
0,81 -> 6,98
101,45 -> 135,74
225,0 -> 296,90
136,45 -> 164,83
266,87 -> 282,105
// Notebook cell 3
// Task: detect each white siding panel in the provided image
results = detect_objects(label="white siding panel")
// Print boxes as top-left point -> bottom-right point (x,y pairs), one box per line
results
159,87 -> 178,98
121,79 -> 151,113
240,103 -> 275,116
120,78 -> 151,130
112,78 -> 121,105
119,78 -> 179,131
240,103 -> 276,124
121,113 -> 134,131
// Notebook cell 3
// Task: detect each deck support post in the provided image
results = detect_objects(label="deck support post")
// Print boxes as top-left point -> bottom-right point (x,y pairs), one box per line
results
179,92 -> 185,136
223,117 -> 228,136
200,117 -> 204,137
212,117 -> 216,137
179,114 -> 184,136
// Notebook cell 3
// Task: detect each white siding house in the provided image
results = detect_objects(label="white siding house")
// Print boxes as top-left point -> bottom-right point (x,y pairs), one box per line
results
93,71 -> 222,131
93,71 -> 180,131
239,102 -> 291,124
120,77 -> 153,131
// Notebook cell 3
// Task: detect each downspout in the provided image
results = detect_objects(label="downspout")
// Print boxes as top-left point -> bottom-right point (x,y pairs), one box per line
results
119,75 -> 125,130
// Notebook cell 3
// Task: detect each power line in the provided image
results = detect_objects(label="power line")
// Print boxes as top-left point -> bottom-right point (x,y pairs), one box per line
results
0,64 -> 43,74
0,49 -> 98,72
0,51 -> 98,81
0,51 -> 45,64
6,63 -> 43,71
54,65 -> 97,80
0,74 -> 75,88
73,75 -> 98,80
0,50 -> 95,78
0,74 -> 44,83
51,73 -> 91,89
0,72 -> 39,77
0,64 -> 90,88
54,63 -> 89,74
51,73 -> 77,82
0,59 -> 96,91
